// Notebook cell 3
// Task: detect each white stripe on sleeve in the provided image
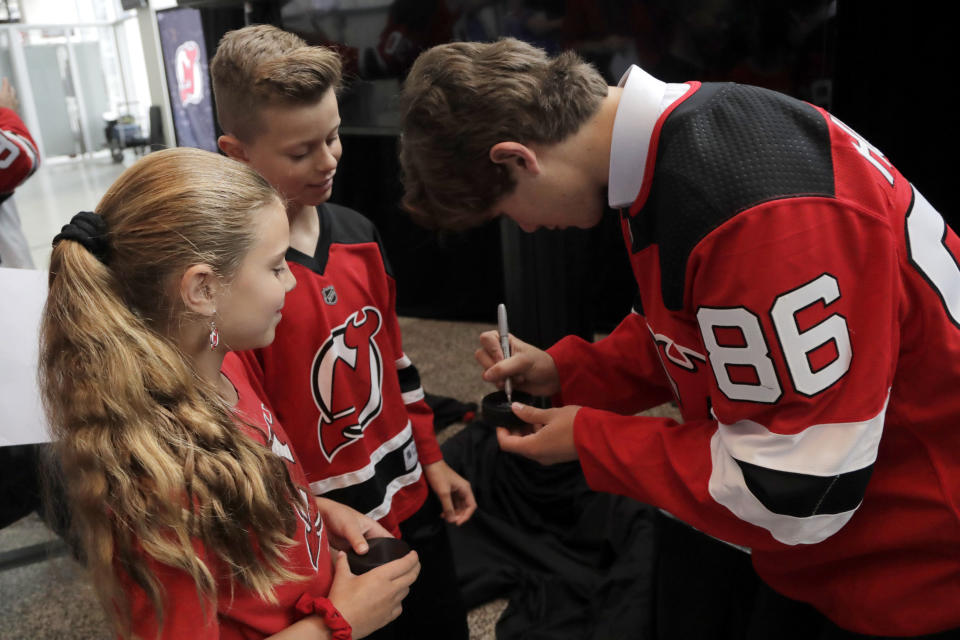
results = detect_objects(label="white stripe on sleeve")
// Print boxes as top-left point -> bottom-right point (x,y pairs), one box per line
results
707,392 -> 889,545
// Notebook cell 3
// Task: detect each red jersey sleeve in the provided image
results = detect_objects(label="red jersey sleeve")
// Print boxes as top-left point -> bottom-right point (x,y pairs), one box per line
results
575,196 -> 900,551
548,308 -> 675,414
0,107 -> 40,193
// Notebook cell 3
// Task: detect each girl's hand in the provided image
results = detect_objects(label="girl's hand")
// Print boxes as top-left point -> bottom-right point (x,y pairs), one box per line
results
424,460 -> 477,525
315,497 -> 392,554
476,331 -> 561,397
328,549 -> 421,638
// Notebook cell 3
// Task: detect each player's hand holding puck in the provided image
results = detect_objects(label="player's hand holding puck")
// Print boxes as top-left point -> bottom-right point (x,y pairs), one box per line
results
496,403 -> 581,465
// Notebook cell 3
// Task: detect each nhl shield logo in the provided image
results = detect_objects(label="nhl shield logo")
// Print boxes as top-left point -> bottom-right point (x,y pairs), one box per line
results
322,285 -> 338,305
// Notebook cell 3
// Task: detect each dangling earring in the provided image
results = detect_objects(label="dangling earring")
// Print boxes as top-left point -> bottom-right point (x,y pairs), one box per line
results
209,319 -> 220,350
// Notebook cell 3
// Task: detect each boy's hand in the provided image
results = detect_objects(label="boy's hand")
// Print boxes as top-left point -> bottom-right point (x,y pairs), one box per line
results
496,403 -> 581,466
329,549 -> 420,638
476,330 -> 561,397
315,496 -> 393,554
424,460 -> 477,525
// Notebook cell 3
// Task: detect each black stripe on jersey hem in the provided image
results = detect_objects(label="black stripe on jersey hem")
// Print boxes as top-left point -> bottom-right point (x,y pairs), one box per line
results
734,458 -> 872,517
317,434 -> 417,515
396,363 -> 422,394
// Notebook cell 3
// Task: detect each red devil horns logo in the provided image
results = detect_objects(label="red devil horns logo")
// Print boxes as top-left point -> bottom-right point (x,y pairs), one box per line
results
311,307 -> 384,461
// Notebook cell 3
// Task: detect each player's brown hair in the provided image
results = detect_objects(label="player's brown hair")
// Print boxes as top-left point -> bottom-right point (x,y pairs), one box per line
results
39,148 -> 303,638
210,24 -> 342,142
398,38 -> 608,230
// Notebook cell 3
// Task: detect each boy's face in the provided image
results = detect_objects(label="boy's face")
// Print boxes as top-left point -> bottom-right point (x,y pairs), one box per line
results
235,88 -> 342,207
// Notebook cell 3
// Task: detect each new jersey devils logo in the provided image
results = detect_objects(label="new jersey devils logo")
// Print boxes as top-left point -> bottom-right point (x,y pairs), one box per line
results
311,307 -> 384,461
260,406 -> 322,571
293,488 -> 324,572
175,41 -> 203,107
261,403 -> 295,463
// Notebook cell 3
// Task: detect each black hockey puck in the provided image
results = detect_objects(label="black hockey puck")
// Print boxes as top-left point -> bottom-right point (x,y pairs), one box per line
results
480,390 -> 535,431
346,537 -> 411,574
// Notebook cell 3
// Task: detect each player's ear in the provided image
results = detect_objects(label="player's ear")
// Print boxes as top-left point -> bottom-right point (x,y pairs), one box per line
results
490,142 -> 541,177
180,264 -> 220,316
218,134 -> 249,163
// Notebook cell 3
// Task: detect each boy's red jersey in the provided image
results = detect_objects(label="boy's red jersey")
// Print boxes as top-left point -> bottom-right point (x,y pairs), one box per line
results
550,82 -> 960,635
238,203 -> 441,537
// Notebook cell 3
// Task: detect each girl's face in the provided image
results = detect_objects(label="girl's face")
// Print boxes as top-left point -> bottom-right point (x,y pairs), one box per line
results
215,200 -> 296,350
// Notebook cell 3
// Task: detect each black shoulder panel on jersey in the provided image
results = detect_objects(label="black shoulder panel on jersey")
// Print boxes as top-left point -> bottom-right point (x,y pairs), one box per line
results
291,203 -> 395,277
323,202 -> 378,244
632,82 -> 836,311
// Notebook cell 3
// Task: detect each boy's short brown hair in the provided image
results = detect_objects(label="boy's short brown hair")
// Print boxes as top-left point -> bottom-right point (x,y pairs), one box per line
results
210,24 -> 342,142
398,38 -> 608,230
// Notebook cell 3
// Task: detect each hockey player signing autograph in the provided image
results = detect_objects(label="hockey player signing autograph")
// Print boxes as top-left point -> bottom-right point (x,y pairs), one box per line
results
398,38 -> 960,639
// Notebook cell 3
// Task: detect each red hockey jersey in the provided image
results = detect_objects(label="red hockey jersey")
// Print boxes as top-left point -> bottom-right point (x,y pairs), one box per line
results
239,204 -> 440,537
0,106 -> 39,194
550,82 -> 960,635
128,352 -> 332,639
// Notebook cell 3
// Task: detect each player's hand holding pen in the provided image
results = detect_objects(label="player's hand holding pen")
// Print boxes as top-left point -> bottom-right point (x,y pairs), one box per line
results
476,320 -> 578,465
475,331 -> 561,397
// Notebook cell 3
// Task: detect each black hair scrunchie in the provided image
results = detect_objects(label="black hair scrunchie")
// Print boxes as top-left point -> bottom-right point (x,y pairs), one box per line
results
52,211 -> 110,265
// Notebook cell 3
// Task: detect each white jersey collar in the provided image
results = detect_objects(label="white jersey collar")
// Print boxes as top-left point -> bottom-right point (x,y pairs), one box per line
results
608,65 -> 690,209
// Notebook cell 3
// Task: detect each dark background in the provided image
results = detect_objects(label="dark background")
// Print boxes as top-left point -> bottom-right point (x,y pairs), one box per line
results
184,0 -> 956,347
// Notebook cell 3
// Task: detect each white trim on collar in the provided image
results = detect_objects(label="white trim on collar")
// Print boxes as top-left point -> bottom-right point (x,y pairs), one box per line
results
608,65 -> 689,209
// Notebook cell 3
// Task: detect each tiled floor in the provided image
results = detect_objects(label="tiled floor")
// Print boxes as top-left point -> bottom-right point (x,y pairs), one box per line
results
1,152 -> 509,638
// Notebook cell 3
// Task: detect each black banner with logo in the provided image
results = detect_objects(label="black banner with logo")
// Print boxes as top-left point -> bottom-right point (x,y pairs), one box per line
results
157,7 -> 217,152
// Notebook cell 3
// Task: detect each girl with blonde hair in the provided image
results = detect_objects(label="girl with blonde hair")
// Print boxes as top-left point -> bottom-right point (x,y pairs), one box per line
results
39,147 -> 419,640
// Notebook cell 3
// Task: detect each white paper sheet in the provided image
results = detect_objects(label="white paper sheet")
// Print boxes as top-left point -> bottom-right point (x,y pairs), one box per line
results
0,267 -> 50,446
